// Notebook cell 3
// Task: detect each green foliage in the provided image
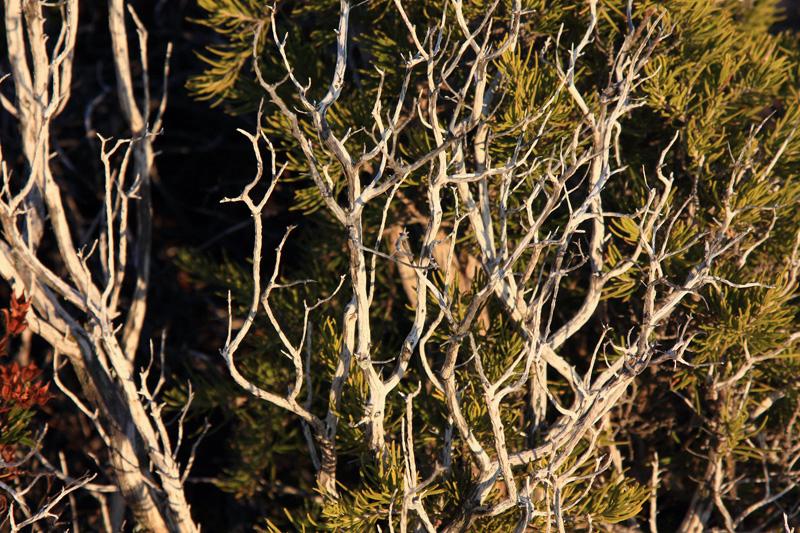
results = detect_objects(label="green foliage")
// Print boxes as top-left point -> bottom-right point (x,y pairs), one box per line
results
186,0 -> 800,529
310,446 -> 407,530
188,0 -> 271,107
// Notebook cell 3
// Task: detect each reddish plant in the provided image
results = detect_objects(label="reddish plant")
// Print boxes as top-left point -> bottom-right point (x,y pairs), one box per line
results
0,293 -> 30,357
0,293 -> 49,486
0,293 -> 45,411
0,363 -> 50,410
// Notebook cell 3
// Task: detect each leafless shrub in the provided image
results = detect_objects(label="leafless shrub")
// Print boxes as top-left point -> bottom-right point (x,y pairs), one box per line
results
0,1 -> 199,531
221,1 -> 789,530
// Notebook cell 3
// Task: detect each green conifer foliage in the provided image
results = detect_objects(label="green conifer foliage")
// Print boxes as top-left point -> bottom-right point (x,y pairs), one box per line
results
185,1 -> 800,530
